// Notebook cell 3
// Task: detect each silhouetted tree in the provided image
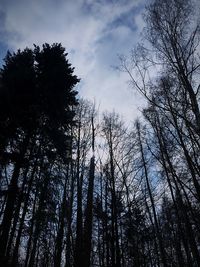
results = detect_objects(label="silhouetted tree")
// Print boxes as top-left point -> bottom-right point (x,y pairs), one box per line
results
0,43 -> 79,265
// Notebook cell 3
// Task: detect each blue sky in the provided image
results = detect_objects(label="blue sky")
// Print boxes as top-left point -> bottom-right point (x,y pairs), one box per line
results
0,0 -> 147,121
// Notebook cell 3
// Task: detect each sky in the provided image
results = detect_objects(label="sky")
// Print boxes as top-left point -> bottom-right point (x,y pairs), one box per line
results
0,0 -> 148,122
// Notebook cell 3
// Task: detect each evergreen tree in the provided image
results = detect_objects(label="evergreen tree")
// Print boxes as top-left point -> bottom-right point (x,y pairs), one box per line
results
0,43 -> 79,265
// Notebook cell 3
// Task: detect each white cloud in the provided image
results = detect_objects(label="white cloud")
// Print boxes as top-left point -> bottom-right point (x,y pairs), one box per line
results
0,0 -> 147,121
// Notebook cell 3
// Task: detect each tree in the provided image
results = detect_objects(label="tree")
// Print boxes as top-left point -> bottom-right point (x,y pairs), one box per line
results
0,43 -> 79,265
146,0 -> 200,133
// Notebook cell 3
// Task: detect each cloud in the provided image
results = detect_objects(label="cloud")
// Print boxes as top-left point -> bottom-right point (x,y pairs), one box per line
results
0,0 -> 147,121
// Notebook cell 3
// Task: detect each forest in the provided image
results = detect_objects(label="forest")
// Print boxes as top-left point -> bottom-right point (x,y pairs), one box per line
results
0,0 -> 200,266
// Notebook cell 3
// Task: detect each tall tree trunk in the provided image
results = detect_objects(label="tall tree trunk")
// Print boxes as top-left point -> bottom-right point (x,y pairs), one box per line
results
65,161 -> 75,267
10,162 -> 37,266
108,126 -> 121,267
54,165 -> 69,267
82,116 -> 95,267
74,121 -> 83,267
6,163 -> 30,261
136,122 -> 168,267
0,134 -> 30,264
24,185 -> 38,267
105,175 -> 110,267
28,173 -> 49,267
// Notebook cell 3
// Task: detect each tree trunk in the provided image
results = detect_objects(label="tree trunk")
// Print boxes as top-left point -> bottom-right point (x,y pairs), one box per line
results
0,134 -> 30,264
54,166 -> 69,267
82,116 -> 95,267
136,122 -> 168,267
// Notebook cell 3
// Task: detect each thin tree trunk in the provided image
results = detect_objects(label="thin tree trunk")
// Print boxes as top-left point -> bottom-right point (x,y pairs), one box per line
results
82,116 -> 95,267
28,174 -> 49,267
74,120 -> 83,267
136,122 -> 168,267
6,163 -> 30,261
24,186 -> 38,267
11,163 -> 37,266
0,134 -> 30,264
54,166 -> 69,267
65,162 -> 75,267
